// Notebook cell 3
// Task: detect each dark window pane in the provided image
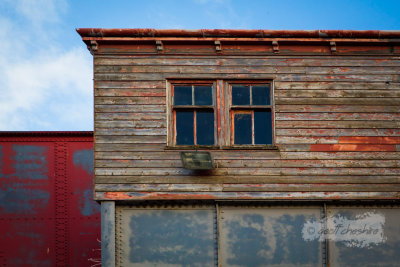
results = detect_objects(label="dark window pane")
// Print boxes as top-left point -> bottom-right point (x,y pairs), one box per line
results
194,86 -> 213,106
254,111 -> 272,144
232,86 -> 250,105
176,111 -> 194,145
234,113 -> 252,145
174,86 -> 192,105
252,86 -> 270,105
196,111 -> 214,145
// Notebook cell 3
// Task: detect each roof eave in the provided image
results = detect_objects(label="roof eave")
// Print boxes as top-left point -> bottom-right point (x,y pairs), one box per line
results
76,28 -> 400,39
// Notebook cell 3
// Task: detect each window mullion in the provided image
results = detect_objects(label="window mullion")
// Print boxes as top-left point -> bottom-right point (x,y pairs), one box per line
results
249,85 -> 252,106
194,110 -> 197,145
192,85 -> 195,105
251,111 -> 255,145
230,111 -> 235,145
173,110 -> 176,144
192,85 -> 196,145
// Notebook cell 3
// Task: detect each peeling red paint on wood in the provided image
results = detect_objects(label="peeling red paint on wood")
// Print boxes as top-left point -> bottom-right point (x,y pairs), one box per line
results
104,192 -> 132,200
339,136 -> 400,144
310,144 -> 396,152
77,28 -> 400,39
96,191 -> 400,200
83,29 -> 400,201
104,191 -> 219,200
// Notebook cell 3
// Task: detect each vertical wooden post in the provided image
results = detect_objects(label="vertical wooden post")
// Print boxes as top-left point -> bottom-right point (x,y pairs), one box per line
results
101,201 -> 115,267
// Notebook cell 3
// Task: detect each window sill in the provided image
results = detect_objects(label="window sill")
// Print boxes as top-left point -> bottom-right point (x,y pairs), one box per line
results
222,145 -> 279,150
165,145 -> 279,150
165,145 -> 220,150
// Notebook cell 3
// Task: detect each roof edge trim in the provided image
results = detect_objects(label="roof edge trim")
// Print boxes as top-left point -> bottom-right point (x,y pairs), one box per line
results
76,28 -> 400,39
0,131 -> 93,137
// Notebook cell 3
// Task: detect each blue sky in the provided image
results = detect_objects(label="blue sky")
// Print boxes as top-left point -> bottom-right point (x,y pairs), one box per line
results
1,0 -> 399,131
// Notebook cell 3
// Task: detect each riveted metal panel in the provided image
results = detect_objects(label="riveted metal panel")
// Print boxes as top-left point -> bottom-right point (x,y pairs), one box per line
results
0,142 -> 56,266
219,205 -> 323,267
116,205 -> 217,267
68,142 -> 101,266
0,133 -> 100,267
113,202 -> 400,267
326,205 -> 400,267
102,201 -> 115,267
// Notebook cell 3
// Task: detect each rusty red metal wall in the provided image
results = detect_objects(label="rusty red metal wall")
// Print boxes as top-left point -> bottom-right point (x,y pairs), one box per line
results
0,132 -> 100,267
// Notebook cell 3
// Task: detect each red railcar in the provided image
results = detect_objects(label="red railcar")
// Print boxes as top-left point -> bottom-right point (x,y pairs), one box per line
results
0,132 -> 100,267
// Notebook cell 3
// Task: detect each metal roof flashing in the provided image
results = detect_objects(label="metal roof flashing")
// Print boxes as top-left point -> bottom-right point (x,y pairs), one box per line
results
0,131 -> 93,137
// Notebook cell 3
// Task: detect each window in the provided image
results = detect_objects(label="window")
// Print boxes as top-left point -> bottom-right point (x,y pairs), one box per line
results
168,80 -> 274,148
230,83 -> 273,145
171,82 -> 216,146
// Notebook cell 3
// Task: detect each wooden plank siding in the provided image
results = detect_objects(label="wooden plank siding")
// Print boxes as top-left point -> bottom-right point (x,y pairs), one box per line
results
87,36 -> 400,201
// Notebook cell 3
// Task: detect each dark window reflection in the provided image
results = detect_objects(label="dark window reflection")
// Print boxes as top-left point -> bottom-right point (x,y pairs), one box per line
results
196,111 -> 214,145
234,113 -> 252,144
194,86 -> 213,106
174,86 -> 192,105
176,111 -> 194,145
254,111 -> 272,144
232,86 -> 250,105
252,86 -> 270,105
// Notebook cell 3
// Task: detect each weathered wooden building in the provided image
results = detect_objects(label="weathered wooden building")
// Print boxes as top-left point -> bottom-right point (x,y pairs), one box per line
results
78,29 -> 400,267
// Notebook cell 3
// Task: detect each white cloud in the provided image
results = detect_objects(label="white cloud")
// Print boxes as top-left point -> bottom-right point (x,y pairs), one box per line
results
7,0 -> 67,25
0,0 -> 93,130
0,47 -> 92,129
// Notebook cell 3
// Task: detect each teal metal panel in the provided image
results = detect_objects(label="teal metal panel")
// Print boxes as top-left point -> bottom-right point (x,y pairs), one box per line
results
219,206 -> 323,267
117,206 -> 216,267
114,204 -> 400,267
327,207 -> 400,267
102,201 -> 116,267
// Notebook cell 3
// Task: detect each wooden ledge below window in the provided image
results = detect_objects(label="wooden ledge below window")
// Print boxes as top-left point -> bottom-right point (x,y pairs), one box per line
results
165,145 -> 279,150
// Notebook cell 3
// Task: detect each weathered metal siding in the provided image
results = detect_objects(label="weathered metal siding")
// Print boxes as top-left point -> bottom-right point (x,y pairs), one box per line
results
78,29 -> 400,201
116,205 -> 217,266
114,203 -> 400,267
0,132 -> 100,267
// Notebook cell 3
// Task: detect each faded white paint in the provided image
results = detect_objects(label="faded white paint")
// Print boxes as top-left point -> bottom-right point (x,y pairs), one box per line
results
302,211 -> 386,248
